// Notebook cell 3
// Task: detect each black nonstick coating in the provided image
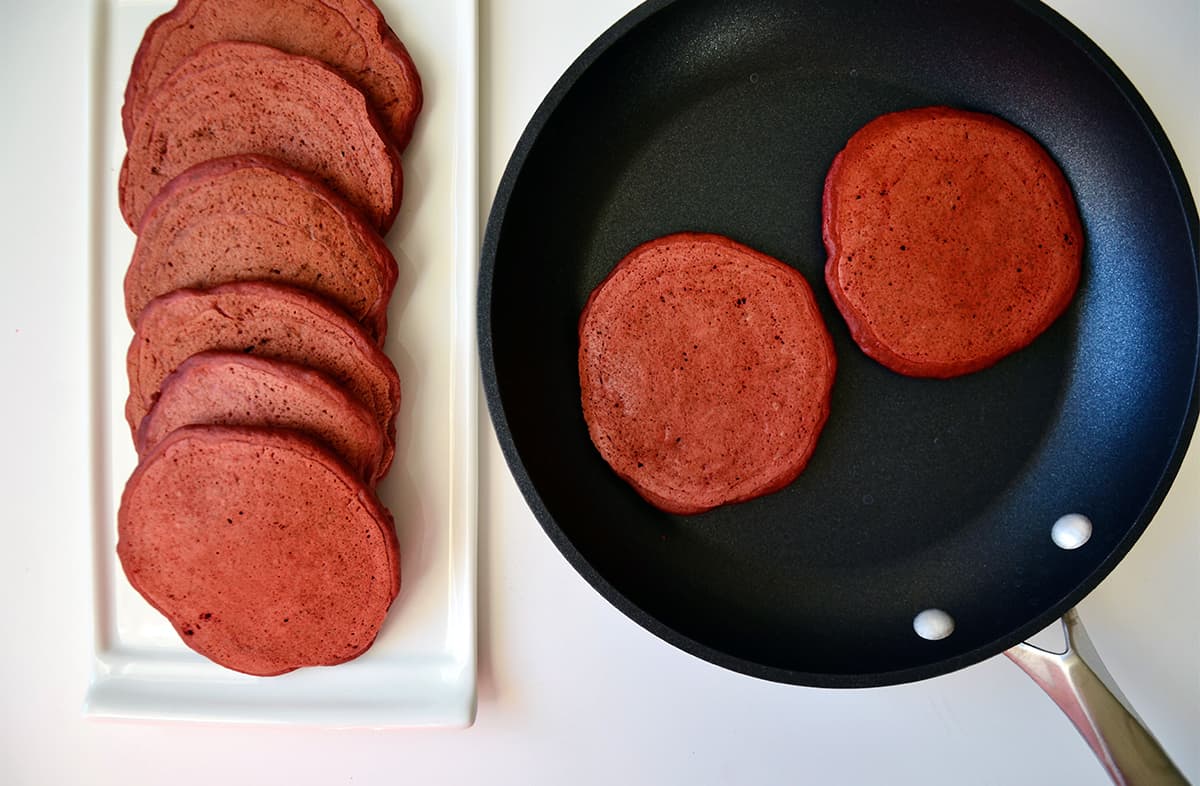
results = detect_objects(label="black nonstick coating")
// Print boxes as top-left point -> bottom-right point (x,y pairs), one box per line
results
478,0 -> 1199,686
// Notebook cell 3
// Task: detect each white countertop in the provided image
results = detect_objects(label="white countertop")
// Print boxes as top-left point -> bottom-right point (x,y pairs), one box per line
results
1,1 -> 1196,784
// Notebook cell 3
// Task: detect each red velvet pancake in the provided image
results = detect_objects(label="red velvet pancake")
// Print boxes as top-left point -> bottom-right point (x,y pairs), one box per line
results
823,106 -> 1083,378
122,0 -> 422,150
125,155 -> 398,343
137,352 -> 389,484
117,425 -> 400,676
119,41 -> 402,233
125,282 -> 401,462
579,233 -> 837,515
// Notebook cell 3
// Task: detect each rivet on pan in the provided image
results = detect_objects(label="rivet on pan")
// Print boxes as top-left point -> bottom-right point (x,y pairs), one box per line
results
913,609 -> 955,641
1051,513 -> 1093,550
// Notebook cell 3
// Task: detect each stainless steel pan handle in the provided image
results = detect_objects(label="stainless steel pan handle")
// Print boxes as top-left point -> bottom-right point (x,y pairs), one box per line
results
1005,609 -> 1188,785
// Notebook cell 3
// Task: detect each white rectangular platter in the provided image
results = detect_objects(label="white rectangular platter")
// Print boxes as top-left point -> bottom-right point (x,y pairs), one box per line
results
85,0 -> 478,727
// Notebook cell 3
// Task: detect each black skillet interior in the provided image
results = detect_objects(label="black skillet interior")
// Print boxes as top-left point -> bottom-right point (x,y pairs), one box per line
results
479,0 -> 1199,686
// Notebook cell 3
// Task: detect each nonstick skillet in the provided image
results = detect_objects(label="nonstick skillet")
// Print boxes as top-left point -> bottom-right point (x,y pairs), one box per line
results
478,0 -> 1198,781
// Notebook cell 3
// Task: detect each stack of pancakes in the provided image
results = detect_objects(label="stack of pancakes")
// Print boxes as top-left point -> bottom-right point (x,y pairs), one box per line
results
114,0 -> 421,676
